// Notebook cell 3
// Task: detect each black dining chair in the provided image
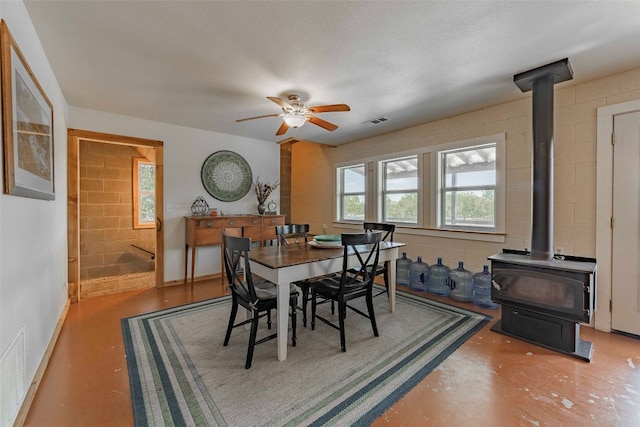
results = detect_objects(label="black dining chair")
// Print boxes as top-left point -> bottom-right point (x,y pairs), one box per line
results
309,232 -> 382,352
362,222 -> 395,297
222,233 -> 299,369
275,224 -> 309,246
275,224 -> 314,327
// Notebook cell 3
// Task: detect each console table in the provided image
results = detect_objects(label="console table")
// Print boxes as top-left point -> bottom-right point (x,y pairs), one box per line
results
184,214 -> 285,289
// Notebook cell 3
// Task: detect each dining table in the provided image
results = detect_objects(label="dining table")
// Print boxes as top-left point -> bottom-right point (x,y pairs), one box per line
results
247,239 -> 405,361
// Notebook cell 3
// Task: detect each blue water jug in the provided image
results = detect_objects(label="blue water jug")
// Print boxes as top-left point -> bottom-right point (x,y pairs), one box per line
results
449,261 -> 474,302
409,256 -> 429,291
473,265 -> 499,309
428,257 -> 451,296
396,252 -> 412,286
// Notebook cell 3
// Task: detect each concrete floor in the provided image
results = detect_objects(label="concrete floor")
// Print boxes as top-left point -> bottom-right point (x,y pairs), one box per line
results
24,280 -> 640,426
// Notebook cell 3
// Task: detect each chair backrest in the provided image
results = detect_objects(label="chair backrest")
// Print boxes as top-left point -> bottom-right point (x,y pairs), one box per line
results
275,224 -> 309,246
363,222 -> 395,243
338,232 -> 382,293
222,234 -> 258,303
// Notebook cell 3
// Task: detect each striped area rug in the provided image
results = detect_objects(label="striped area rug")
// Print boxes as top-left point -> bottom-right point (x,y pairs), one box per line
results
122,288 -> 491,426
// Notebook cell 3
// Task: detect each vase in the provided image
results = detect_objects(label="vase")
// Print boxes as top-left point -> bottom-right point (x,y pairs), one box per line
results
257,202 -> 266,215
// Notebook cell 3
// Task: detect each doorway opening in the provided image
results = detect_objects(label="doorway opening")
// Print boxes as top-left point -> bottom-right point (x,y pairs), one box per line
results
67,129 -> 164,302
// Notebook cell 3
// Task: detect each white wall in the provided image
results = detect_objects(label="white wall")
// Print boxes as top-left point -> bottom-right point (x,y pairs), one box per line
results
0,5 -> 279,422
0,2 -> 69,425
69,107 -> 280,282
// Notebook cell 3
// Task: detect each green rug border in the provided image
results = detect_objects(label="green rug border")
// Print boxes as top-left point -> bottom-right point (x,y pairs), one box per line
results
122,288 -> 493,426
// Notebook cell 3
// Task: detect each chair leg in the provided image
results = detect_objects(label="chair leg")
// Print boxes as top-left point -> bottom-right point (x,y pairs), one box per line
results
367,291 -> 379,337
245,311 -> 259,369
267,309 -> 272,329
301,284 -> 309,327
290,298 -> 297,347
223,297 -> 238,346
311,289 -> 317,331
338,299 -> 347,352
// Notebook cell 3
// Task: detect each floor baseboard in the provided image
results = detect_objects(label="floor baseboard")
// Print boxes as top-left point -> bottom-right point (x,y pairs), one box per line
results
13,298 -> 70,427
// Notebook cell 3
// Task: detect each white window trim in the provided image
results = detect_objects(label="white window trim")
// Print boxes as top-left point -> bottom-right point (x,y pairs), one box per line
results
336,163 -> 366,223
433,139 -> 503,232
333,133 -> 505,243
379,155 -> 420,225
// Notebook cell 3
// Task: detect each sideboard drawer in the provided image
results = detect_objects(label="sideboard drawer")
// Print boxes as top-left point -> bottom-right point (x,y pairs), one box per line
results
243,226 -> 262,242
224,217 -> 261,228
194,219 -> 222,229
262,216 -> 285,240
195,227 -> 222,245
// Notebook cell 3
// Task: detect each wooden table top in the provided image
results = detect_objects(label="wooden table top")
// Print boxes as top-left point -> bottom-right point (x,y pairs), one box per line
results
248,241 -> 404,269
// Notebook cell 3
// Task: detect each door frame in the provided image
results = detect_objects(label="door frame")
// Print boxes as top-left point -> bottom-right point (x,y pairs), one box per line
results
67,129 -> 164,303
595,99 -> 640,332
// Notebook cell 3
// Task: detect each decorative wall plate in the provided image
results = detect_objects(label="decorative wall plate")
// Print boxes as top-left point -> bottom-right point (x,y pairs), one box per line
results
200,151 -> 253,202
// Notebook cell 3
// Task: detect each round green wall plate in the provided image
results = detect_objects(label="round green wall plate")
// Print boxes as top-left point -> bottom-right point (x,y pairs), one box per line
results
201,150 -> 253,202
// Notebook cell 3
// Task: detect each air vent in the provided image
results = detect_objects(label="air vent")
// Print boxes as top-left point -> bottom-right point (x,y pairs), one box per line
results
1,327 -> 26,427
361,116 -> 389,125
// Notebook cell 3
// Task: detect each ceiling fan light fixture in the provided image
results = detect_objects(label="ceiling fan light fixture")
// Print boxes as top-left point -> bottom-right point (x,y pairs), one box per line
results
283,113 -> 307,128
236,94 -> 349,135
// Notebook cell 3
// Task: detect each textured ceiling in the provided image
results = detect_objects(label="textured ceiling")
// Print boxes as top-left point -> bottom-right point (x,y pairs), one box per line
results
24,1 -> 640,146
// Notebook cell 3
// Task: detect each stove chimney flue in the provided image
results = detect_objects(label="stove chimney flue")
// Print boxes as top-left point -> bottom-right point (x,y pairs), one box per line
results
514,59 -> 573,260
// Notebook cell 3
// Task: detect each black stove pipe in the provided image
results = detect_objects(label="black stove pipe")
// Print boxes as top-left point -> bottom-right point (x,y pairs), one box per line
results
514,59 -> 573,260
530,77 -> 555,260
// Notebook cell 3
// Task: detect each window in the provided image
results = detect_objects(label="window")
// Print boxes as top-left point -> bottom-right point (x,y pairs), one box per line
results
381,156 -> 418,224
438,143 -> 496,230
333,134 -> 504,242
337,164 -> 365,221
133,158 -> 155,229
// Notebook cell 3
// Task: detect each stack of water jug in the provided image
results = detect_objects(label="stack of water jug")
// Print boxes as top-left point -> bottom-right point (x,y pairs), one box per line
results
395,252 -> 498,309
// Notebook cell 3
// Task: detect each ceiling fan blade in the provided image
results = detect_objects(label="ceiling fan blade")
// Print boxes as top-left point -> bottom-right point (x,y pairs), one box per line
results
307,104 -> 351,113
267,96 -> 291,110
307,115 -> 338,131
275,121 -> 289,136
235,113 -> 281,123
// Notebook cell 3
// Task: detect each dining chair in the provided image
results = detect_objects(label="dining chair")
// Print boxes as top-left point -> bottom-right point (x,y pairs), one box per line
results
309,231 -> 382,352
275,224 -> 314,327
275,224 -> 309,245
222,233 -> 299,369
352,222 -> 395,297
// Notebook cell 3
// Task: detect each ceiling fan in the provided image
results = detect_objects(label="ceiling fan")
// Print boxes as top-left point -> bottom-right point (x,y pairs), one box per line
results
236,95 -> 350,136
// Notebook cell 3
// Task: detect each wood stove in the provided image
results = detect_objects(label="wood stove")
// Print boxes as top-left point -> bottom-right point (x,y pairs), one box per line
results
490,249 -> 596,361
489,58 -> 597,362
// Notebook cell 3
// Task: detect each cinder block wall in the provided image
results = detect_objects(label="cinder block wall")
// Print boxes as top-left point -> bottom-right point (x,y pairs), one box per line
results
291,67 -> 640,275
79,141 -> 155,280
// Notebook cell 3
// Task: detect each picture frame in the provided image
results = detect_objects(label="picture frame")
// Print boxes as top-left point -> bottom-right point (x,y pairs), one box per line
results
1,20 -> 55,200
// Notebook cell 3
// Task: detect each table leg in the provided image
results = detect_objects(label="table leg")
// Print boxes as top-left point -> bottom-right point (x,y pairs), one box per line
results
388,258 -> 396,313
277,278 -> 289,361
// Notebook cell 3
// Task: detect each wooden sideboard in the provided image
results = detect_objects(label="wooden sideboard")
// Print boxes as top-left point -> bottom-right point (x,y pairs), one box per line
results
184,214 -> 285,288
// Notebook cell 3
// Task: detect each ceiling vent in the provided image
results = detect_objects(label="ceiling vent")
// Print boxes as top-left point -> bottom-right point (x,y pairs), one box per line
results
362,116 -> 389,125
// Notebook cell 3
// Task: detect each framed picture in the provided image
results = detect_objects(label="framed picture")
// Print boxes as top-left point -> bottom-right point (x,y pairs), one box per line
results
1,20 -> 55,200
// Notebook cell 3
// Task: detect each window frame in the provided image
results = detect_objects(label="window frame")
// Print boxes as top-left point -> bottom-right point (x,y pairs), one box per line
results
437,142 -> 498,231
336,163 -> 366,223
380,155 -> 419,225
333,133 -> 505,243
133,157 -> 156,229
